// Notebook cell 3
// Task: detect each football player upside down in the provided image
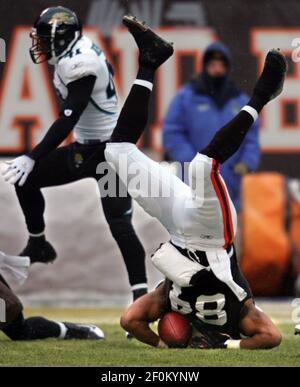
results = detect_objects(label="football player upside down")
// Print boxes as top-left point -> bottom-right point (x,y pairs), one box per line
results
106,16 -> 285,349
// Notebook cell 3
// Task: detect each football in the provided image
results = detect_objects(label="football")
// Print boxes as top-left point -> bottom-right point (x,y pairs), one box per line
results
158,312 -> 192,348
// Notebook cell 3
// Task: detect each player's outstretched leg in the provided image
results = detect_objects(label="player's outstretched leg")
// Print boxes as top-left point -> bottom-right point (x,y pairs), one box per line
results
110,15 -> 174,144
0,275 -> 104,341
202,49 -> 287,164
3,315 -> 105,341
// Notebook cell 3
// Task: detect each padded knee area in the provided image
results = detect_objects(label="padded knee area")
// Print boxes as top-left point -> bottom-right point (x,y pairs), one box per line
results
105,143 -> 137,171
2,313 -> 26,340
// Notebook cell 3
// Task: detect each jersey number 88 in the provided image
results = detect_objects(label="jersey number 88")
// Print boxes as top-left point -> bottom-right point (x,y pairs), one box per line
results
170,285 -> 227,327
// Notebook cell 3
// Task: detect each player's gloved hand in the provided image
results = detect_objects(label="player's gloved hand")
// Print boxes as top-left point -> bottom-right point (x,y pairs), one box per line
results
2,155 -> 35,186
234,162 -> 249,176
189,329 -> 231,349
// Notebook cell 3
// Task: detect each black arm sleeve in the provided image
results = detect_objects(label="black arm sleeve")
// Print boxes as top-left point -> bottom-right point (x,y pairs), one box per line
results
29,75 -> 96,161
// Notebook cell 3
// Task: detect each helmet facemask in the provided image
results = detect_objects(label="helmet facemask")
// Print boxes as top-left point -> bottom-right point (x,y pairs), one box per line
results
30,28 -> 52,64
30,15 -> 81,65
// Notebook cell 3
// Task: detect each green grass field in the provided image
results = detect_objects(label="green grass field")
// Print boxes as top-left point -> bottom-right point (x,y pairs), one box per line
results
0,302 -> 299,367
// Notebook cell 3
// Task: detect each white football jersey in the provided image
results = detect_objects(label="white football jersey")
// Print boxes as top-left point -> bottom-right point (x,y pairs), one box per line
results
53,36 -> 119,142
105,143 -> 238,252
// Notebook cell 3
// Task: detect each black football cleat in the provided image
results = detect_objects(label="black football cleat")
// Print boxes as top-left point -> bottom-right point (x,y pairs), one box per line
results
189,321 -> 231,349
64,323 -> 105,340
122,15 -> 174,70
20,238 -> 57,264
253,49 -> 287,104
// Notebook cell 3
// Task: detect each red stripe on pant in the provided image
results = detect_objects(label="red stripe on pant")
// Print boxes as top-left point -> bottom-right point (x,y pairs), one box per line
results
210,159 -> 234,248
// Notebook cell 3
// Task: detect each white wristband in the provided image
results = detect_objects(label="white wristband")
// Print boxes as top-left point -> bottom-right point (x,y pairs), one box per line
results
134,79 -> 153,91
131,283 -> 148,292
157,339 -> 169,349
225,339 -> 241,349
56,322 -> 67,339
241,105 -> 258,122
29,231 -> 45,237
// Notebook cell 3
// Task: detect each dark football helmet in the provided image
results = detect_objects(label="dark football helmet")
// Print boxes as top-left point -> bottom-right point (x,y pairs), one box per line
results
30,6 -> 82,65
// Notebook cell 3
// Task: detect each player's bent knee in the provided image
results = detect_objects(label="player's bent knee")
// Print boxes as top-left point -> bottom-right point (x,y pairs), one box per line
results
5,297 -> 23,324
105,142 -> 137,165
189,153 -> 214,193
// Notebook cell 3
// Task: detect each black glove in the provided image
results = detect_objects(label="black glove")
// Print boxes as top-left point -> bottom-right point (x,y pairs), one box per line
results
190,327 -> 231,349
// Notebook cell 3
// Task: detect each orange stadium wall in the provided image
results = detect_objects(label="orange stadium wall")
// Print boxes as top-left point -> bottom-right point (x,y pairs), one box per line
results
241,173 -> 300,296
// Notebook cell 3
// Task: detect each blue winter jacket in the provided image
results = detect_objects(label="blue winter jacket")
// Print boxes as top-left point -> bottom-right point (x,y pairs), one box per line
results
163,43 -> 260,211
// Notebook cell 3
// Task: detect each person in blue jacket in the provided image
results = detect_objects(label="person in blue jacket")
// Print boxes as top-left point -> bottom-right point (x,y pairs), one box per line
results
163,42 -> 260,211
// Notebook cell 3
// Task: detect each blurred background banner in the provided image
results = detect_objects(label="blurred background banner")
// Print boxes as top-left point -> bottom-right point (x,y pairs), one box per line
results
0,0 -> 300,302
1,0 -> 300,173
